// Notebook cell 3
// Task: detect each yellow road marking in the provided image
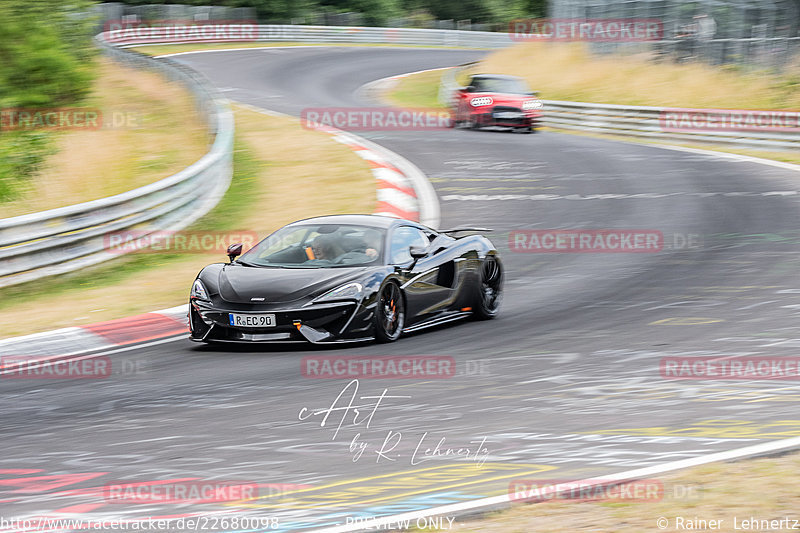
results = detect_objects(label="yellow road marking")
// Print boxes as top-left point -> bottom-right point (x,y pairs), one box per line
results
227,462 -> 556,509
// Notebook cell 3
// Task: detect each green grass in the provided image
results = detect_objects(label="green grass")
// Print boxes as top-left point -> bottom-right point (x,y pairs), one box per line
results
387,69 -> 446,109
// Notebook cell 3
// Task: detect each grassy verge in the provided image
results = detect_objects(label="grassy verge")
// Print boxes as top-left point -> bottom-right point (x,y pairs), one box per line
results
0,104 -> 375,339
1,57 -> 207,217
434,450 -> 800,532
387,69 -> 446,109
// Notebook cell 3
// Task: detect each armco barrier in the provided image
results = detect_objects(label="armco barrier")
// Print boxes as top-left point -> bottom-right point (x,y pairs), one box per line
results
0,37 -> 234,289
439,65 -> 800,151
107,24 -> 514,49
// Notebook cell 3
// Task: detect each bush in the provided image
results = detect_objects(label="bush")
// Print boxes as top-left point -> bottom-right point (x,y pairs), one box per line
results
0,1 -> 96,206
0,2 -> 97,108
0,132 -> 54,202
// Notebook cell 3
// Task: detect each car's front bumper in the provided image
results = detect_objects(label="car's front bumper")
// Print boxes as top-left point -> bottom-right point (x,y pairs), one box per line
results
189,299 -> 374,343
475,110 -> 541,128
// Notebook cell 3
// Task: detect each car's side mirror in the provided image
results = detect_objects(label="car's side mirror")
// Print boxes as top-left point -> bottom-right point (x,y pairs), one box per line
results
408,245 -> 427,268
409,245 -> 427,259
464,85 -> 476,93
227,243 -> 243,263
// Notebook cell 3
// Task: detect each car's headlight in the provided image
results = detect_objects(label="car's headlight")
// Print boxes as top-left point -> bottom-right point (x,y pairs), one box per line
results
314,282 -> 363,303
522,99 -> 543,110
470,97 -> 493,107
191,279 -> 210,301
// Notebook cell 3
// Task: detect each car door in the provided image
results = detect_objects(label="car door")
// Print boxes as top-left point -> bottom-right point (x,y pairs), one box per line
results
388,226 -> 454,323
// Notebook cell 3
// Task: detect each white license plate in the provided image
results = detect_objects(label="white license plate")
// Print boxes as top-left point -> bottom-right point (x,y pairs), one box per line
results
494,112 -> 523,119
229,313 -> 276,328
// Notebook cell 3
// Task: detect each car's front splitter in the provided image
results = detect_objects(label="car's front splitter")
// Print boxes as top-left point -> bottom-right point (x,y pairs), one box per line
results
189,299 -> 372,344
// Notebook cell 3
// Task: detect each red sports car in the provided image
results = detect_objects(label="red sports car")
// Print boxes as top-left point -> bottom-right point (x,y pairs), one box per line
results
451,74 -> 543,133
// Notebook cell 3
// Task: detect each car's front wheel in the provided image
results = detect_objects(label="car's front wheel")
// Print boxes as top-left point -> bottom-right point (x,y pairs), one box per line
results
473,255 -> 503,320
374,282 -> 405,342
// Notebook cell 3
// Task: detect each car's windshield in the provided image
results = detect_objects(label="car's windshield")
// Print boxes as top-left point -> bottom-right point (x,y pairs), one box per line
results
239,224 -> 385,268
471,77 -> 532,95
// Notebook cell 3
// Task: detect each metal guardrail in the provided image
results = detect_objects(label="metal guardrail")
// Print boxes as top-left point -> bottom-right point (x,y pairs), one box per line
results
108,24 -> 514,48
0,37 -> 234,289
539,100 -> 800,150
439,66 -> 800,151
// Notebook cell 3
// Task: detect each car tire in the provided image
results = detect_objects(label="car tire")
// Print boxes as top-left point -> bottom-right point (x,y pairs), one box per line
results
473,255 -> 503,320
374,281 -> 405,342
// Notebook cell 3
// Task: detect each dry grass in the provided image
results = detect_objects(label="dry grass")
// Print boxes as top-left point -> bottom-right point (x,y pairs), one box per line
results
478,42 -> 800,109
0,105 -> 375,338
1,58 -> 207,217
232,106 -> 376,233
386,69 -> 446,109
438,451 -> 800,532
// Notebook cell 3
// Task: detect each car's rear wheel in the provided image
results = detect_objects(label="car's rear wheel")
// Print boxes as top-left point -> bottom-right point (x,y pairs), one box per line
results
374,282 -> 405,342
473,255 -> 503,320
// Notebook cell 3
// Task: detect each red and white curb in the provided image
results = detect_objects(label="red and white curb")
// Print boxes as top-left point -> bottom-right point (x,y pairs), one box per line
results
0,305 -> 188,373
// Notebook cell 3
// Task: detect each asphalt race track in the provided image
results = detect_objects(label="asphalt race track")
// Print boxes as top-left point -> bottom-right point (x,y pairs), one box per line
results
2,46 -> 800,531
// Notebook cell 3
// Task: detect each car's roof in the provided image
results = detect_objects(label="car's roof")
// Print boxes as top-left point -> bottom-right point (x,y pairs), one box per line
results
287,214 -> 422,230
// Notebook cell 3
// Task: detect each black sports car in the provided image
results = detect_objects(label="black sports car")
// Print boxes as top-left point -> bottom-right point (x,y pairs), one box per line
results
188,215 -> 503,344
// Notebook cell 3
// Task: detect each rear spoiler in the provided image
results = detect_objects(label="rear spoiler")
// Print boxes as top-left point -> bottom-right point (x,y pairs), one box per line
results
442,227 -> 492,236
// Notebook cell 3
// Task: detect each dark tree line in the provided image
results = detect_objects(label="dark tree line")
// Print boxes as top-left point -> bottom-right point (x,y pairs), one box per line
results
116,0 -> 548,27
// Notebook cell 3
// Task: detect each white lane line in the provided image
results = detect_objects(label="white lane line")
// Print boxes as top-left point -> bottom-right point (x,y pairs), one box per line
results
108,436 -> 184,446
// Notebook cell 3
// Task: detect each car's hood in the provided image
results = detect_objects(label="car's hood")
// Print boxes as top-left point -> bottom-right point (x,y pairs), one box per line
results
216,264 -> 369,304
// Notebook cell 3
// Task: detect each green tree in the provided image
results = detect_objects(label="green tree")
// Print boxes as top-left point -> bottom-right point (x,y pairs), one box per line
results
0,0 -> 96,107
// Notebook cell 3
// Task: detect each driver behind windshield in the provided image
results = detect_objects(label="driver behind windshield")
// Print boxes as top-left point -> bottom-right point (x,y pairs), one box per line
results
307,234 -> 340,261
309,230 -> 381,265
